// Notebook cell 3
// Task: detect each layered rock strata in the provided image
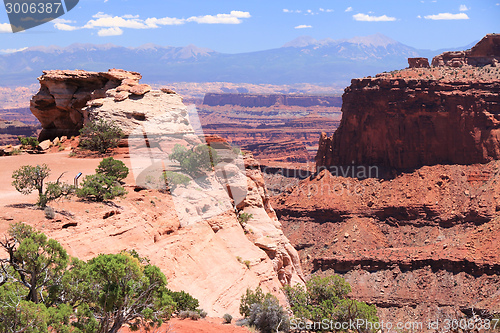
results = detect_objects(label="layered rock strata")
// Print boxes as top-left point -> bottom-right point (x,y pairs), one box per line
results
18,70 -> 305,316
274,161 -> 500,324
317,35 -> 500,171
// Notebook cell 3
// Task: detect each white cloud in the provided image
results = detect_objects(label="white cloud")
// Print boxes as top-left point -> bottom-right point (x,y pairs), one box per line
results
353,13 -> 397,21
417,15 -> 422,18
459,4 -> 469,11
283,9 -> 303,14
295,24 -> 312,29
145,17 -> 185,27
187,10 -> 250,24
424,12 -> 469,20
345,7 -> 353,12
0,23 -> 12,33
97,27 -> 123,36
54,23 -> 79,31
84,16 -> 150,29
50,10 -> 251,36
0,47 -> 27,53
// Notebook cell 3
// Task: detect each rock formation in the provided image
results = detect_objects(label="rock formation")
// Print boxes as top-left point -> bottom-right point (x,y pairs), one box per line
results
408,57 -> 429,68
14,70 -> 305,316
432,33 -> 500,67
203,93 -> 342,108
30,69 -> 154,140
316,35 -> 500,171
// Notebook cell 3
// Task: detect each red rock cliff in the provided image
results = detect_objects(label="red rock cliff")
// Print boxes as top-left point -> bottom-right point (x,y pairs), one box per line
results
316,35 -> 500,171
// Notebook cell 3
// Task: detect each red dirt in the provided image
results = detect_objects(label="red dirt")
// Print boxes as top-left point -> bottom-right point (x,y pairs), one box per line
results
118,318 -> 251,333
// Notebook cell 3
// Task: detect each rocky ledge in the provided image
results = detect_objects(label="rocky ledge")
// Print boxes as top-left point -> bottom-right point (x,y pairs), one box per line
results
30,68 -> 176,141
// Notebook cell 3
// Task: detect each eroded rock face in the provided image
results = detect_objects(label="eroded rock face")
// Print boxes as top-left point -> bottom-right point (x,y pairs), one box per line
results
30,69 -> 152,140
273,161 -> 500,323
432,34 -> 500,67
239,154 -> 305,287
316,50 -> 500,171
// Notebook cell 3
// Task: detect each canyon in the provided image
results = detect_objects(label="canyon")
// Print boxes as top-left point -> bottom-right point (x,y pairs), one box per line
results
1,32 -> 499,330
274,33 -> 500,325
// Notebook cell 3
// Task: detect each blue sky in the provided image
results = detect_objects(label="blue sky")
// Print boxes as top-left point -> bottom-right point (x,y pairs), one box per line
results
0,0 -> 499,54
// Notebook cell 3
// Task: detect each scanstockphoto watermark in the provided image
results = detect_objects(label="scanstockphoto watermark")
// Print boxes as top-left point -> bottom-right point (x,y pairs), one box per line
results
290,319 -> 395,332
289,318 -> 500,332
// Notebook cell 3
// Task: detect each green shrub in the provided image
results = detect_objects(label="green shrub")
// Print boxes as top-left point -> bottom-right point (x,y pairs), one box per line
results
247,296 -> 289,333
189,311 -> 201,320
161,171 -> 191,190
238,212 -> 253,227
11,164 -> 72,207
178,311 -> 190,319
76,174 -> 126,201
79,118 -> 124,154
18,136 -> 39,149
96,157 -> 129,181
44,206 -> 55,219
178,310 -> 200,320
199,310 -> 208,318
240,287 -> 265,318
283,275 -> 379,331
169,144 -> 219,176
168,290 -> 199,312
223,313 -> 233,324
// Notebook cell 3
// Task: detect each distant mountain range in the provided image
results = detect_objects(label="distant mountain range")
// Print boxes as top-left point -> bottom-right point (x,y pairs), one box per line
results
0,33 -> 477,87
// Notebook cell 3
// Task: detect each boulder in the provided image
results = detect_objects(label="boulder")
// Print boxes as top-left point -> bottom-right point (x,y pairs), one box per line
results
38,139 -> 52,150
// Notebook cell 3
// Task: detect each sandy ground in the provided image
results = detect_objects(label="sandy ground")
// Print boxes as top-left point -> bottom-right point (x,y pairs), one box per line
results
118,318 -> 251,333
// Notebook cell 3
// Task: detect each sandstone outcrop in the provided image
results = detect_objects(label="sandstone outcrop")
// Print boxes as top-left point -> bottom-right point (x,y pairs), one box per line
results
203,93 -> 342,108
6,74 -> 305,316
408,57 -> 429,68
30,69 -> 153,140
316,36 -> 500,171
432,33 -> 500,67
